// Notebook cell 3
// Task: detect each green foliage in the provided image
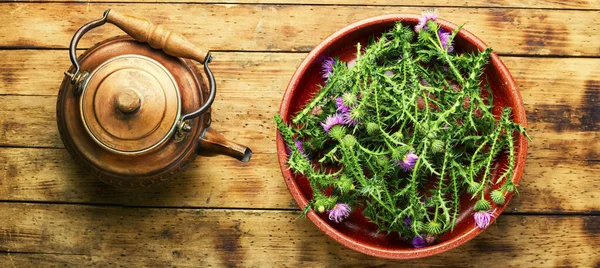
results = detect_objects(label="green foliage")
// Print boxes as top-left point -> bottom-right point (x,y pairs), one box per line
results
491,190 -> 506,205
275,21 -> 528,239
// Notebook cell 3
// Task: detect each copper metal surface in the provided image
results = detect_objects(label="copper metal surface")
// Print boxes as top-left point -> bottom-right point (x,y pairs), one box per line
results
58,10 -> 252,187
81,55 -> 181,154
58,37 -> 206,186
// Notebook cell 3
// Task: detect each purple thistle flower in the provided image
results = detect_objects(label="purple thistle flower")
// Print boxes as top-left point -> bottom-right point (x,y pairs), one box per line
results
335,97 -> 351,114
335,96 -> 358,125
415,10 -> 438,32
412,235 -> 428,248
294,139 -> 308,159
321,57 -> 335,80
321,114 -> 346,133
438,29 -> 454,52
328,203 -> 351,223
342,113 -> 357,125
285,144 -> 292,156
425,235 -> 436,245
404,216 -> 412,227
473,209 -> 497,229
395,152 -> 419,172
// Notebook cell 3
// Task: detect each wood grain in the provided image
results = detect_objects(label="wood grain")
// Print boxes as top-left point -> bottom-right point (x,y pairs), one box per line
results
0,203 -> 598,267
3,51 -> 600,98
0,1 -> 598,265
1,3 -> 598,56
0,147 -> 598,213
0,50 -> 598,212
0,92 -> 597,160
10,0 -> 600,10
1,51 -> 598,157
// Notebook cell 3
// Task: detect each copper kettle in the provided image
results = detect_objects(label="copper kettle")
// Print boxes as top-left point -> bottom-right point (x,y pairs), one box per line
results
57,10 -> 252,187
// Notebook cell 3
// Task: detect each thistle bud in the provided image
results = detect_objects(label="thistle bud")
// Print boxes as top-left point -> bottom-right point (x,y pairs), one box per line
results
342,92 -> 357,106
376,155 -> 390,167
431,139 -> 444,153
413,220 -> 425,232
467,182 -> 481,195
341,134 -> 357,148
474,199 -> 492,211
391,145 -> 411,161
366,122 -> 379,135
424,221 -> 442,235
424,234 -> 436,245
350,107 -> 363,121
314,196 -> 336,213
426,20 -> 438,31
336,175 -> 354,193
505,183 -> 516,193
491,190 -> 506,205
328,125 -> 346,141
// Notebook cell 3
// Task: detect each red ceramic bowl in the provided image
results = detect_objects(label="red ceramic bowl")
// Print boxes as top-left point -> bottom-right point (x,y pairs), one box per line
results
276,14 -> 528,259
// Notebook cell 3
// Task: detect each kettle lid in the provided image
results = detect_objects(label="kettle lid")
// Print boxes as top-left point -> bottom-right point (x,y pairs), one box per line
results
80,54 -> 181,154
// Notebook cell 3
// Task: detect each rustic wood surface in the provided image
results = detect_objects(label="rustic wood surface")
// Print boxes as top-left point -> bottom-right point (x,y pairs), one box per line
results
0,1 -> 598,267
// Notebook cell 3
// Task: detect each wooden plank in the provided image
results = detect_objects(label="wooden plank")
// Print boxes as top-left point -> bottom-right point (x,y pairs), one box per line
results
3,51 -> 600,98
0,51 -> 598,150
0,51 -> 597,212
0,203 -> 598,266
8,0 -> 599,10
0,147 -> 598,213
1,3 -> 598,56
0,150 -> 289,209
0,93 -> 597,159
1,57 -> 598,164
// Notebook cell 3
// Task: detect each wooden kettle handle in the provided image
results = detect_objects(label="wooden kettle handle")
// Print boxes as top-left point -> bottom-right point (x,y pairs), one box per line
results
106,10 -> 208,64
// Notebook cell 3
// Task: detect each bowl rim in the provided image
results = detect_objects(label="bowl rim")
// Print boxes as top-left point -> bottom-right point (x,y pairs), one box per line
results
276,14 -> 528,259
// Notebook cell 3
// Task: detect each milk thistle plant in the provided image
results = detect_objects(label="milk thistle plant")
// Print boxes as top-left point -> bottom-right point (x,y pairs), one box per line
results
276,11 -> 529,248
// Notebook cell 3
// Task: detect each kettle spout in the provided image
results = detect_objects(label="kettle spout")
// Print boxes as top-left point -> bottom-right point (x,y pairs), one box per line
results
197,127 -> 252,162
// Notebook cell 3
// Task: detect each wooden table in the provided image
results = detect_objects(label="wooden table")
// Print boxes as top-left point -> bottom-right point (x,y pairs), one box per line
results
0,1 -> 598,266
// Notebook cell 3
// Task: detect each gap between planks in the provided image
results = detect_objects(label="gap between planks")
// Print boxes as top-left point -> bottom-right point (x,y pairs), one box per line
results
0,1 -> 599,11
0,202 -> 596,266
0,199 -> 596,216
1,4 -> 597,56
1,48 -> 600,59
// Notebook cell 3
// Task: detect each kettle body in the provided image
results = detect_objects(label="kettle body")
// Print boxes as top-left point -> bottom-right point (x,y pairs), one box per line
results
57,10 -> 251,187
